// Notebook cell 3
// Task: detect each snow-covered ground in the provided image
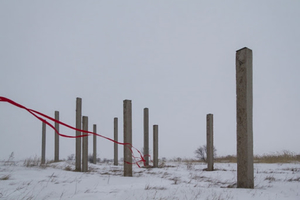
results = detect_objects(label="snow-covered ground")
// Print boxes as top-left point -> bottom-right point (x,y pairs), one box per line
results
0,160 -> 299,200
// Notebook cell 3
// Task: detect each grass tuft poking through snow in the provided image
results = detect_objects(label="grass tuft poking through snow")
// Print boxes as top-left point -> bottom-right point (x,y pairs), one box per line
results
23,156 -> 41,167
0,174 -> 10,180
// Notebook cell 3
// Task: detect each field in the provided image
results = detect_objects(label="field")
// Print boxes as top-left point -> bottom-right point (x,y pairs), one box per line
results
1,158 -> 299,200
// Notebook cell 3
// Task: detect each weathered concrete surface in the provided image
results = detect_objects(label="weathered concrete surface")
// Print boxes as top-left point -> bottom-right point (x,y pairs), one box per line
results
153,125 -> 158,168
93,124 -> 97,164
123,100 -> 132,176
82,116 -> 88,172
206,114 -> 214,171
144,108 -> 149,166
75,97 -> 82,171
114,117 -> 118,166
54,111 -> 59,162
41,122 -> 46,164
236,47 -> 254,189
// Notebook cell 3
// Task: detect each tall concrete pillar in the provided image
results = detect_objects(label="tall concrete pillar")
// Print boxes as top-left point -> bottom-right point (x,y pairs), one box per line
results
123,100 -> 132,177
54,111 -> 59,162
143,108 -> 149,166
114,117 -> 118,166
236,47 -> 254,189
82,116 -> 88,172
41,122 -> 46,164
206,114 -> 214,171
93,124 -> 97,164
153,125 -> 158,168
75,98 -> 82,171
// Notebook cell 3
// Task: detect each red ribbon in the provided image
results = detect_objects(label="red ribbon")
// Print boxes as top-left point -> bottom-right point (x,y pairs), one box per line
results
0,96 -> 146,167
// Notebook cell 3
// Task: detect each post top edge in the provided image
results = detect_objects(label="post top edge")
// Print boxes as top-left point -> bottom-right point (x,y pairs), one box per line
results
236,47 -> 252,52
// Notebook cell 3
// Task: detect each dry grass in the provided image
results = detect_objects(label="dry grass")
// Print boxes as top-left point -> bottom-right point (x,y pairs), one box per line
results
169,177 -> 181,185
254,151 -> 299,163
23,156 -> 41,167
215,155 -> 237,163
214,151 -> 300,163
286,177 -> 300,182
145,184 -> 167,190
4,152 -> 15,166
0,174 -> 10,180
265,175 -> 276,183
64,165 -> 72,171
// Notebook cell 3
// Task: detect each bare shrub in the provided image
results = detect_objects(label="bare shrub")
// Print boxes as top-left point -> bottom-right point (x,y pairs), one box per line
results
195,145 -> 217,162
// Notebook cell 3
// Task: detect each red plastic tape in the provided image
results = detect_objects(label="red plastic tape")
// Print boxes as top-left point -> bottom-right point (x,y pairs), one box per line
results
0,96 -> 146,167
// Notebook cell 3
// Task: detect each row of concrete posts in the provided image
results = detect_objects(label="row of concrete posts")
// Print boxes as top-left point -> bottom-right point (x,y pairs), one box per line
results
41,47 -> 252,188
41,111 -> 60,165
41,98 -> 159,176
41,98 -> 98,173
205,47 -> 253,189
123,100 -> 159,177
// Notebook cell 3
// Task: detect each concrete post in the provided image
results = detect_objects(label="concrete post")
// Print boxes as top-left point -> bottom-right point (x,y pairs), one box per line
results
143,108 -> 149,166
93,124 -> 97,164
54,111 -> 59,162
153,125 -> 158,168
114,117 -> 118,166
123,100 -> 132,177
75,98 -> 82,171
206,114 -> 214,171
41,122 -> 46,164
82,116 -> 88,172
236,47 -> 254,189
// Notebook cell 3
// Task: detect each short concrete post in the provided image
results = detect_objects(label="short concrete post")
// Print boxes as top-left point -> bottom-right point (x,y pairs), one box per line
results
206,114 -> 214,171
82,116 -> 88,172
75,97 -> 82,171
153,125 -> 158,168
236,47 -> 254,189
123,100 -> 132,177
41,122 -> 46,164
114,117 -> 118,166
54,111 -> 59,162
144,108 -> 149,166
93,124 -> 97,164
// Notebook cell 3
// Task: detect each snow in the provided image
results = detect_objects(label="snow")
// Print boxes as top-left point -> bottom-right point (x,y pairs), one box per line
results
0,161 -> 299,200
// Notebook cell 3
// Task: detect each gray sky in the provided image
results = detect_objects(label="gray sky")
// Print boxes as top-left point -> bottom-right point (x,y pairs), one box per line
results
1,1 -> 299,161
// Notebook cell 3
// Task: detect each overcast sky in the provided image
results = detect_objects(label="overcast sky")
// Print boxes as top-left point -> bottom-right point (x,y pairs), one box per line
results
1,1 -> 299,161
